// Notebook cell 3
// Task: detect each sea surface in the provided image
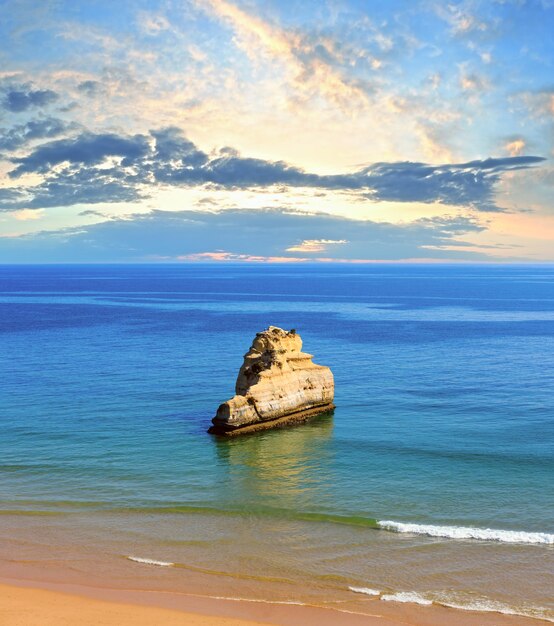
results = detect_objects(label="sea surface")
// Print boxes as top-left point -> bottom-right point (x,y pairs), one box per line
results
1,264 -> 553,621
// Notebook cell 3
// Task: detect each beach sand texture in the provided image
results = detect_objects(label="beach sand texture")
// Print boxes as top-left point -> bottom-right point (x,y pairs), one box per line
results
0,581 -> 547,626
0,583 -> 268,626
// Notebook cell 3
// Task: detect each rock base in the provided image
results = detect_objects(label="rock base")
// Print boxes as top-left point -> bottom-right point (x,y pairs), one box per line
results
208,403 -> 335,436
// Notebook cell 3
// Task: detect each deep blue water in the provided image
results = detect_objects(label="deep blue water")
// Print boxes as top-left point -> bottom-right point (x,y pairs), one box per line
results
1,263 -> 553,532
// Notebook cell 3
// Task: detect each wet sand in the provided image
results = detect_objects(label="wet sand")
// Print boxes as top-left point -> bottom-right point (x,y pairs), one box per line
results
0,578 -> 545,626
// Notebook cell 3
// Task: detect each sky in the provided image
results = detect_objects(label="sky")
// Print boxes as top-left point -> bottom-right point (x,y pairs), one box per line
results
0,0 -> 553,263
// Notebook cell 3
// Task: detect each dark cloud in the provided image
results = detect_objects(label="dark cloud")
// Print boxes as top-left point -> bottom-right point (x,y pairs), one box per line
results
359,158 -> 545,211
151,127 -> 207,166
10,167 -> 145,209
132,129 -> 547,211
148,130 -> 545,203
78,209 -> 110,217
0,208 -> 492,263
1,161 -> 144,213
9,131 -> 150,177
2,85 -> 58,112
1,126 -> 545,212
77,80 -> 102,97
0,117 -> 77,152
0,188 -> 27,207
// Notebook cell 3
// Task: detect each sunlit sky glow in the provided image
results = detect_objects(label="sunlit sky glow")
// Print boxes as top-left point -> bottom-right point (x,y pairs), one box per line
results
0,0 -> 553,262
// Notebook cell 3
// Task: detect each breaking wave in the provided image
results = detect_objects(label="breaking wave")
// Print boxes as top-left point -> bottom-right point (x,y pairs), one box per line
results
378,521 -> 554,545
348,587 -> 554,621
380,591 -> 433,605
127,555 -> 174,566
348,586 -> 380,596
434,593 -> 554,622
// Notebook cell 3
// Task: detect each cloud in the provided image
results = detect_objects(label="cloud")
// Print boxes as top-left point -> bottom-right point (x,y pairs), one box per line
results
359,157 -> 544,211
178,251 -> 308,262
0,188 -> 27,208
1,127 -> 545,212
137,10 -> 171,35
519,88 -> 554,119
9,131 -> 151,177
11,172 -> 144,210
1,84 -> 58,112
459,71 -> 488,92
128,128 -> 546,212
78,209 -> 110,217
150,127 -> 207,166
198,0 -> 375,109
0,117 -> 77,152
0,208 -> 493,263
435,4 -> 490,37
286,239 -> 348,253
480,51 -> 492,64
504,137 -> 526,156
77,80 -> 102,97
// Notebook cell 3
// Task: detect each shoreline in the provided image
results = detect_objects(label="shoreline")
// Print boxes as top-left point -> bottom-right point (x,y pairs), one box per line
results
1,509 -> 552,624
0,574 -> 549,626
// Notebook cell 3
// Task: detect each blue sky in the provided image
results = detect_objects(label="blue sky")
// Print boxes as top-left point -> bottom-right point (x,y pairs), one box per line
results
0,0 -> 553,262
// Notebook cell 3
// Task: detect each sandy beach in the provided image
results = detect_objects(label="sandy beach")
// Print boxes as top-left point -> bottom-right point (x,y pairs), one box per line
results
0,582 -> 270,626
1,578 -> 548,626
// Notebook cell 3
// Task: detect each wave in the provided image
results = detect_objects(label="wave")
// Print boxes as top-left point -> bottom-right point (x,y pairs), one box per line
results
380,591 -> 433,606
11,498 -> 551,547
378,520 -> 554,545
348,587 -> 433,606
434,596 -> 554,623
127,556 -> 174,567
348,587 -> 554,621
348,586 -> 380,596
116,505 -> 552,545
207,596 -> 306,606
126,555 -> 294,584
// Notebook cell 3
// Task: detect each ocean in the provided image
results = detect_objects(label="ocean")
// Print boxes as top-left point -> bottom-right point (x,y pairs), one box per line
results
1,263 -> 553,621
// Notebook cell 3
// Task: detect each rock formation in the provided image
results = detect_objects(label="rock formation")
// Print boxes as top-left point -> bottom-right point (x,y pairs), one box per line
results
209,326 -> 335,435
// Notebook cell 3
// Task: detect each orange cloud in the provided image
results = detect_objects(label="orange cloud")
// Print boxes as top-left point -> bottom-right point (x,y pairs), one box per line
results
11,209 -> 45,221
459,72 -> 487,92
176,251 -> 309,262
504,139 -> 526,157
199,0 -> 370,109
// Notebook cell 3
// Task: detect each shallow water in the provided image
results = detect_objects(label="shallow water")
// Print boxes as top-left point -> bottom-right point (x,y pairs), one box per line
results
1,264 -> 553,620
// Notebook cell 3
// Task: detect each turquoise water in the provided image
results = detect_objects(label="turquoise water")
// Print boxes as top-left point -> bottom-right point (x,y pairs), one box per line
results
1,264 -> 553,619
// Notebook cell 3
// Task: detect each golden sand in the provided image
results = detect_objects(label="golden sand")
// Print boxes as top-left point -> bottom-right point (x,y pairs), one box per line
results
0,581 -> 543,626
0,583 -> 267,626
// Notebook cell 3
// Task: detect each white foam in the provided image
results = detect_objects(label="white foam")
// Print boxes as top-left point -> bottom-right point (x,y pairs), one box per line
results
208,596 -> 306,606
348,586 -> 381,596
380,592 -> 432,606
439,598 -> 519,615
127,555 -> 174,567
378,521 -> 554,545
434,595 -> 554,623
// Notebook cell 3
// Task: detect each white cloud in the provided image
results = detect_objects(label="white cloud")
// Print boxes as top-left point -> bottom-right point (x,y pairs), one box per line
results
136,11 -> 171,35
286,239 -> 348,253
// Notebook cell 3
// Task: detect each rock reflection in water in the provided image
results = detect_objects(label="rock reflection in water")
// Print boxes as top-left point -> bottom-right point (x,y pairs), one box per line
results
212,413 -> 334,510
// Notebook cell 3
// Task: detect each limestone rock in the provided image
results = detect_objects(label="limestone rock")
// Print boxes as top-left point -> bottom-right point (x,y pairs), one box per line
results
209,326 -> 335,435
